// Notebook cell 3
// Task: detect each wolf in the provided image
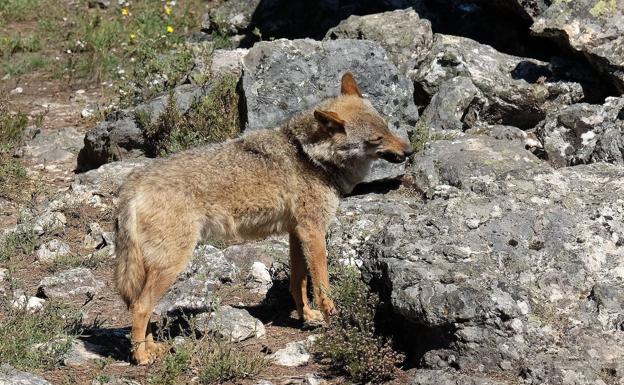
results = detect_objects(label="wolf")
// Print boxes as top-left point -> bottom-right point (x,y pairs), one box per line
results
114,72 -> 414,364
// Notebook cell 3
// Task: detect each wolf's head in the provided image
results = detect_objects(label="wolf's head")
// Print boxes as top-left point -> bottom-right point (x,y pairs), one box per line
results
289,73 -> 414,191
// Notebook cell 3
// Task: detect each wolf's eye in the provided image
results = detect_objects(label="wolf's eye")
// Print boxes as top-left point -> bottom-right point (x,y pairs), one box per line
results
367,136 -> 383,145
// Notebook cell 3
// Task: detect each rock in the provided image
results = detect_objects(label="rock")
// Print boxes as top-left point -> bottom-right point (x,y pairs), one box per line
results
410,136 -> 546,195
202,0 -> 261,36
75,158 -> 151,195
329,138 -> 624,383
195,305 -> 265,342
12,293 -> 46,312
411,34 -> 584,128
269,340 -> 311,367
77,84 -> 203,171
188,245 -> 238,283
413,369 -> 507,385
324,8 -> 433,72
153,277 -> 216,317
535,96 -> 624,167
83,222 -> 107,249
21,127 -> 84,165
210,48 -> 248,77
87,0 -> 110,9
63,339 -> 110,368
248,261 -> 272,294
92,377 -> 140,385
37,268 -> 104,302
10,87 -> 23,94
36,239 -> 72,263
242,38 -> 418,182
416,76 -> 480,133
222,237 -> 288,272
0,364 -> 52,385
532,0 -> 624,92
30,211 -> 66,235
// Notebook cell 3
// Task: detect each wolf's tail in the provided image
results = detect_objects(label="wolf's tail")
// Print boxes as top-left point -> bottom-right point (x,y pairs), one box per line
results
114,198 -> 145,308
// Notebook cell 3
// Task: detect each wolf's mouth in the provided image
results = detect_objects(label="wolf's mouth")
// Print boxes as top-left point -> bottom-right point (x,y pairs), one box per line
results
377,151 -> 406,163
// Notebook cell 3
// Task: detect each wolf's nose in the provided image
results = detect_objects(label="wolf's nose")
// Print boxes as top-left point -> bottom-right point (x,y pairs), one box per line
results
404,147 -> 415,157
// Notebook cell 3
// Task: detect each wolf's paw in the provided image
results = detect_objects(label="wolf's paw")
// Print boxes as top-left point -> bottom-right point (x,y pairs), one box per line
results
320,298 -> 336,320
302,308 -> 325,328
146,341 -> 168,357
133,349 -> 153,366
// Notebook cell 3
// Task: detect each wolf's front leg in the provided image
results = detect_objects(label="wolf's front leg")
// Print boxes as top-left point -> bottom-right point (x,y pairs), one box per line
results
294,225 -> 336,321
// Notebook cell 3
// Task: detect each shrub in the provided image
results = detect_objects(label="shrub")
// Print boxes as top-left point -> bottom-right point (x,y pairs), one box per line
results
0,299 -> 83,370
314,266 -> 405,383
142,74 -> 241,156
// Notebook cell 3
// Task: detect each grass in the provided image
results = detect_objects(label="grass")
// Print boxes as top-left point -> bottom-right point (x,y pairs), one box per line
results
0,228 -> 38,263
1,0 -> 207,97
410,120 -> 429,153
142,74 -> 241,156
0,298 -> 83,370
0,99 -> 34,202
148,334 -> 266,384
46,249 -> 111,272
314,265 -> 405,384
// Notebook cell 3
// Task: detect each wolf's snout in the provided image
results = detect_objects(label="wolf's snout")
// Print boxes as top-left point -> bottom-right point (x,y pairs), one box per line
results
377,150 -> 407,163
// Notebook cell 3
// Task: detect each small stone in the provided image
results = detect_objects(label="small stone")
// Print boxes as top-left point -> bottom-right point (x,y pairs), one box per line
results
36,239 -> 71,262
465,218 -> 481,229
499,360 -> 513,370
269,340 -> 311,367
81,108 -> 95,118
249,261 -> 272,293
12,295 -> 46,312
195,306 -> 265,342
10,87 -> 23,95
0,364 -> 52,385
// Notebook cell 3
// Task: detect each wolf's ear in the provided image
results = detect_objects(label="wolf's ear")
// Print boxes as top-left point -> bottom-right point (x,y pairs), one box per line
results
314,110 -> 345,135
341,72 -> 363,98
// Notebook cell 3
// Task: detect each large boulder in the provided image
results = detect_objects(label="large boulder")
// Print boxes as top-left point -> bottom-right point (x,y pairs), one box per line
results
411,34 -> 584,129
536,96 -> 624,167
532,0 -> 624,92
241,38 -> 419,182
329,136 -> 624,384
77,84 -> 204,171
324,8 -> 433,73
37,268 -> 105,303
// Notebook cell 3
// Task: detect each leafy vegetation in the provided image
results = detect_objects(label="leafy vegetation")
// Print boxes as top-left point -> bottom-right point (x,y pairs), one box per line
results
0,299 -> 83,370
142,74 -> 241,156
1,0 -> 206,89
314,266 -> 405,383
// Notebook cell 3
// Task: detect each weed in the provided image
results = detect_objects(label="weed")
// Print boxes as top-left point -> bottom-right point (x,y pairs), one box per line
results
149,345 -> 190,385
410,120 -> 429,153
0,299 -> 83,370
47,249 -> 110,272
143,74 -> 241,156
195,339 -> 266,384
314,266 -> 405,383
0,228 -> 38,262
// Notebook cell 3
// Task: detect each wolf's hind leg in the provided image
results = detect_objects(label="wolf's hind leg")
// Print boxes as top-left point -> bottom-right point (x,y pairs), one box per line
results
131,247 -> 193,364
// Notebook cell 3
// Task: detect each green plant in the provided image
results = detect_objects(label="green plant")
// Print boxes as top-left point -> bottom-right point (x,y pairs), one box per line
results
0,300 -> 83,370
195,339 -> 266,384
314,266 -> 405,383
149,345 -> 190,385
142,74 -> 241,156
0,229 -> 38,262
410,120 -> 429,153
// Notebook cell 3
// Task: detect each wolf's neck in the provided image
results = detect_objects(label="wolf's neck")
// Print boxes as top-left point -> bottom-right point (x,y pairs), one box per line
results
280,111 -> 370,195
